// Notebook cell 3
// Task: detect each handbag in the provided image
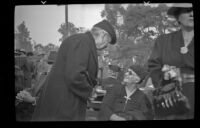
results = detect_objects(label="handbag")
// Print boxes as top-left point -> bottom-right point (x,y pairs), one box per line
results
152,79 -> 190,118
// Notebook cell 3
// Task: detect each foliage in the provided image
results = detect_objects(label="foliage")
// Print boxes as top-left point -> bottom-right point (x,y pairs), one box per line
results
43,43 -> 57,53
34,43 -> 44,49
101,4 -> 126,39
58,22 -> 79,42
98,3 -> 182,76
15,21 -> 33,52
101,4 -> 180,40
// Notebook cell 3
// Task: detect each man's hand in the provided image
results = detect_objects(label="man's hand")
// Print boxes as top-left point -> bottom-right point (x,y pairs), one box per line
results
110,114 -> 126,121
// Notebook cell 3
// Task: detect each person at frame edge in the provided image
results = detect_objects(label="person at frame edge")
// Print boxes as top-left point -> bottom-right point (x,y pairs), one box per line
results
148,3 -> 194,119
16,53 -> 53,107
31,20 -> 117,121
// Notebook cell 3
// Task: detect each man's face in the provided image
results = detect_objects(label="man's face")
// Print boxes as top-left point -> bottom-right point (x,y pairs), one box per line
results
123,68 -> 141,85
178,8 -> 194,28
96,32 -> 111,50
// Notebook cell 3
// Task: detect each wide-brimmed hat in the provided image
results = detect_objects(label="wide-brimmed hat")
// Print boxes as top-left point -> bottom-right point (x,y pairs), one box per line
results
129,65 -> 148,81
167,3 -> 193,17
93,20 -> 116,45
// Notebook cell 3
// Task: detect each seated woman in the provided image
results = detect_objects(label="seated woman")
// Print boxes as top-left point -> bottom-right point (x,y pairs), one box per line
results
98,65 -> 154,121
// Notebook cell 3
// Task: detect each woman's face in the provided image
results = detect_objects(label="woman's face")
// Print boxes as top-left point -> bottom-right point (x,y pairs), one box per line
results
123,68 -> 141,85
178,8 -> 194,28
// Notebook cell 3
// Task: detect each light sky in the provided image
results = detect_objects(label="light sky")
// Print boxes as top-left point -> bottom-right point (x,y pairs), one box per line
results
14,3 -> 173,47
15,4 -> 105,46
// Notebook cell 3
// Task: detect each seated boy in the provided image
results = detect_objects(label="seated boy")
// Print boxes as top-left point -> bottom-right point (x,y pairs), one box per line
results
98,65 -> 154,120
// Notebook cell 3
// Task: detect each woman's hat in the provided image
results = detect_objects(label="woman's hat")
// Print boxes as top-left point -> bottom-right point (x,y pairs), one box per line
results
129,65 -> 148,81
167,3 -> 193,17
93,20 -> 116,45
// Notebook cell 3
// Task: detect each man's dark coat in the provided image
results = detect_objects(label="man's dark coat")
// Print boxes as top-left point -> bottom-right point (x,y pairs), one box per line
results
32,32 -> 98,121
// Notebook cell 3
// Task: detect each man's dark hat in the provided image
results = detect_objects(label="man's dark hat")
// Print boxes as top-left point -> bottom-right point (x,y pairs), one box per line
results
167,3 -> 193,17
93,20 -> 116,45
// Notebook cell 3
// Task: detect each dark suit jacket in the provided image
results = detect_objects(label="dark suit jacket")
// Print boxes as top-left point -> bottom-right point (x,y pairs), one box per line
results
32,32 -> 98,121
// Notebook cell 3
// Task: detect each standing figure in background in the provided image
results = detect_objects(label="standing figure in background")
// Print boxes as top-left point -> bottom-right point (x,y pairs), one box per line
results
148,3 -> 194,119
31,20 -> 116,121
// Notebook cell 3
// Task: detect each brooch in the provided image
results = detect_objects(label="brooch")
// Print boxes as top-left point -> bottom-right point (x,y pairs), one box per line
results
180,46 -> 188,54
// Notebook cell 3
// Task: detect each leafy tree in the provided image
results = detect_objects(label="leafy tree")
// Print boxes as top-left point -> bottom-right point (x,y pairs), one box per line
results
58,22 -> 79,42
43,43 -> 56,53
47,43 -> 55,49
124,4 -> 157,39
124,4 -> 179,39
101,4 -> 126,40
33,43 -> 44,55
34,44 -> 43,49
101,4 -> 180,65
99,4 -> 181,75
15,21 -> 33,52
